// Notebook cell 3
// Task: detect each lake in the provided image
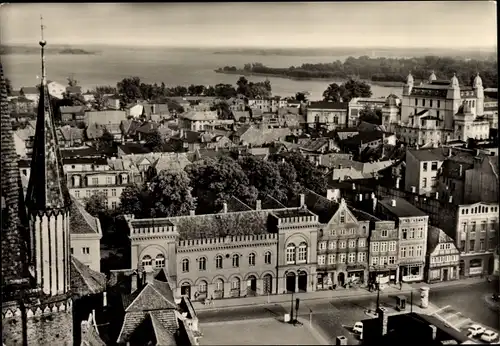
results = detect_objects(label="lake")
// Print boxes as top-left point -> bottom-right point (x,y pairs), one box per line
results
2,46 -> 403,101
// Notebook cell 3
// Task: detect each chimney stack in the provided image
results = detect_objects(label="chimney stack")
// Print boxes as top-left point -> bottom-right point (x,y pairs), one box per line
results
411,186 -> 416,193
395,177 -> 401,189
448,195 -> 453,203
359,194 -> 363,202
435,192 -> 439,200
299,193 -> 305,207
429,325 -> 437,340
459,164 -> 463,176
391,199 -> 396,207
190,210 -> 195,216
352,183 -> 356,190
223,202 -> 228,213
103,291 -> 107,307
256,199 -> 262,211
339,164 -> 343,169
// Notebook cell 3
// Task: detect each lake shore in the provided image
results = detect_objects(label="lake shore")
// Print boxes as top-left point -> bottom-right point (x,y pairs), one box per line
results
214,69 -> 405,87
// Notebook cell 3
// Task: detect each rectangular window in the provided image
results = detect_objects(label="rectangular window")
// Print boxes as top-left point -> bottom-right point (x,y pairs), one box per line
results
298,246 -> 307,262
422,99 -> 426,107
92,178 -> 98,185
388,256 -> 395,264
415,98 -> 418,106
103,189 -> 108,196
371,256 -> 379,266
409,229 -> 415,239
319,241 -> 327,250
380,256 -> 388,265
318,255 -> 326,265
86,190 -> 91,197
389,241 -> 396,252
481,221 -> 487,232
328,241 -> 336,250
460,240 -> 465,250
111,189 -> 117,197
416,245 -> 423,257
328,254 -> 336,265
422,178 -> 427,188
340,212 -> 345,223
71,247 -> 74,255
339,241 -> 346,249
437,100 -> 441,108
74,190 -> 80,198
380,242 -> 388,252
402,229 -> 408,240
329,229 -> 336,236
348,240 -> 356,248
436,110 -> 440,119
480,240 -> 485,250
401,247 -> 406,258
358,239 -> 366,247
431,161 -> 438,171
111,201 -> 117,209
381,230 -> 388,237
339,253 -> 346,263
358,252 -> 366,263
430,99 -> 433,107
470,240 -> 475,251
372,242 -> 379,252
106,177 -> 112,185
423,162 -> 428,172
408,246 -> 414,257
286,247 -> 295,264
348,253 -> 356,263
82,247 -> 90,255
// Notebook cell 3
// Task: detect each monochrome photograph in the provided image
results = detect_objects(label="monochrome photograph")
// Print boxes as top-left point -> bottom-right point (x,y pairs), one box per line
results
0,2 -> 498,345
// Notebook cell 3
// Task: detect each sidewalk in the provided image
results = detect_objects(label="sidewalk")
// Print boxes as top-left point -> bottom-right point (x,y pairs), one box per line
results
192,277 -> 487,312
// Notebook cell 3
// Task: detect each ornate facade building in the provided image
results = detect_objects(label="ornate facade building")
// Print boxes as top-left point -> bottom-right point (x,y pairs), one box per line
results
385,72 -> 490,146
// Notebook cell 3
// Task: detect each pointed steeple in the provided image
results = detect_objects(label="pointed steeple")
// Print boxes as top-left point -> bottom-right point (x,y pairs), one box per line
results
25,17 -> 71,212
25,18 -> 72,297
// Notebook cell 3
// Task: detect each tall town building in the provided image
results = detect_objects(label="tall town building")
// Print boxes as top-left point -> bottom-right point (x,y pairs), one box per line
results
388,72 -> 489,146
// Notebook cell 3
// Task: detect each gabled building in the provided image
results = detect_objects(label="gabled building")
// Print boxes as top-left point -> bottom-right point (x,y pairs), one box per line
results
60,105 -> 86,123
425,226 -> 460,283
306,101 -> 349,130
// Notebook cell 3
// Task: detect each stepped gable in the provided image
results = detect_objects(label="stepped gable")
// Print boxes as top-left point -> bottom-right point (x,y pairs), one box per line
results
70,255 -> 106,296
1,62 -> 28,284
171,210 -> 271,240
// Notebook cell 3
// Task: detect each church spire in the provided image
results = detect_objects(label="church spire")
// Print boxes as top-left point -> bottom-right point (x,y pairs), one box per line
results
25,19 -> 72,296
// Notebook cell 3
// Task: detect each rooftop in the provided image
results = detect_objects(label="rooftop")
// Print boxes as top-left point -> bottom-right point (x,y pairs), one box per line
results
378,197 -> 428,217
272,208 -> 316,219
308,101 -> 349,110
407,147 -> 448,162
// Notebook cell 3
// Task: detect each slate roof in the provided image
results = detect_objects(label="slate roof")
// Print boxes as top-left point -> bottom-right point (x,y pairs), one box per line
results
297,137 -> 330,151
70,255 -> 106,296
70,197 -> 101,235
260,194 -> 286,210
119,143 -> 152,155
120,119 -> 143,136
357,121 -> 387,133
234,124 -> 252,137
300,189 -> 340,223
407,147 -> 448,162
167,210 -> 272,240
378,197 -> 428,217
150,313 -> 177,345
60,105 -> 86,114
59,125 -> 84,141
153,153 -> 192,173
308,101 -> 348,110
136,122 -> 159,134
233,111 -> 251,122
180,110 -> 218,121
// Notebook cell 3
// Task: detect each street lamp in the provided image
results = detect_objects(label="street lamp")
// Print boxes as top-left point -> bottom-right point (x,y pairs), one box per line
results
376,262 -> 388,311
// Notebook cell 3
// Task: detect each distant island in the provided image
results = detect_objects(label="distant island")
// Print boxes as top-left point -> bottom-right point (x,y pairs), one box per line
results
215,56 -> 498,88
0,45 -> 98,55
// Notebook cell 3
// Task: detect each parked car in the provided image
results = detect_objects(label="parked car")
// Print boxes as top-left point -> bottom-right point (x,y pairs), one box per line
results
353,322 -> 363,334
468,324 -> 486,337
480,330 -> 498,343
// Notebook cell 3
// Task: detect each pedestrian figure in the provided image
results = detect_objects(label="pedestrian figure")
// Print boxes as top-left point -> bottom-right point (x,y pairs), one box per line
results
399,281 -> 403,290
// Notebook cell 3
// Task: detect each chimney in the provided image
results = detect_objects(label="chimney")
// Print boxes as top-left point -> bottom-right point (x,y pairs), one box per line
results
339,164 -> 343,169
411,186 -> 416,193
435,192 -> 439,200
179,129 -> 184,138
448,195 -> 453,203
256,199 -> 262,210
223,202 -> 228,213
391,199 -> 397,207
299,193 -> 305,207
429,325 -> 437,340
459,164 -> 463,176
190,210 -> 195,216
352,183 -> 356,190
377,307 -> 389,336
448,148 -> 453,157
103,291 -> 107,307
395,177 -> 401,189
358,194 -> 363,202
318,155 -> 322,166
281,158 -> 286,163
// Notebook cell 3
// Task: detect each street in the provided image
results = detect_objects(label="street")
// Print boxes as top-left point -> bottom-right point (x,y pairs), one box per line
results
197,281 -> 499,344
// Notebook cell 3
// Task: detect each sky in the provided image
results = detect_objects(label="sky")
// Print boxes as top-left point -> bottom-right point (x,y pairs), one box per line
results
0,2 -> 497,48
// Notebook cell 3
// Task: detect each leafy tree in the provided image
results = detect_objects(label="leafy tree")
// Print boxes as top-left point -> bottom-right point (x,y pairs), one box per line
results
117,77 -> 143,104
358,105 -> 382,125
323,83 -> 343,102
62,91 -> 86,106
236,76 -> 251,97
83,191 -> 108,217
205,85 -> 216,97
238,156 -> 285,202
148,170 -> 196,217
96,127 -> 115,150
214,84 -> 237,99
186,157 -> 258,214
295,92 -> 308,103
145,129 -> 164,152
119,184 -> 149,217
211,101 -> 233,120
341,79 -> 372,101
276,160 -> 302,203
274,152 -> 327,195
92,89 -> 107,111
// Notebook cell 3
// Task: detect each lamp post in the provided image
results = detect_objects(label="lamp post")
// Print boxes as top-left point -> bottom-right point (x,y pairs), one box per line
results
290,290 -> 294,323
376,262 -> 388,311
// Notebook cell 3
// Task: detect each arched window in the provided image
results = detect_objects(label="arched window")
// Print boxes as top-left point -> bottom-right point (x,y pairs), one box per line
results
286,243 -> 296,264
264,251 -> 272,264
298,242 -> 308,263
215,278 -> 224,291
155,254 -> 165,268
198,257 -> 207,271
232,254 -> 240,268
182,258 -> 189,273
314,115 -> 320,123
198,280 -> 208,293
215,255 -> 223,269
142,255 -> 152,267
231,277 -> 241,290
249,253 -> 256,266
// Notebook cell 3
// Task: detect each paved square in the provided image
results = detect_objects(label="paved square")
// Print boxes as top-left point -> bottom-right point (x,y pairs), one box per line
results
199,318 -> 324,345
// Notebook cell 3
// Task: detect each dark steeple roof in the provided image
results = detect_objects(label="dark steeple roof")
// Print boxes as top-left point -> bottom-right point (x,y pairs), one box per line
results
1,62 -> 28,284
25,39 -> 71,212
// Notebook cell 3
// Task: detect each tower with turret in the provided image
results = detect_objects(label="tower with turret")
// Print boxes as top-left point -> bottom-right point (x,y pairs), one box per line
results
473,73 -> 484,116
2,17 -> 74,345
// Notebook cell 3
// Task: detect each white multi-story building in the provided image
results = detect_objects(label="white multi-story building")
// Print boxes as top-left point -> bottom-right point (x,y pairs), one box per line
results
386,72 -> 489,146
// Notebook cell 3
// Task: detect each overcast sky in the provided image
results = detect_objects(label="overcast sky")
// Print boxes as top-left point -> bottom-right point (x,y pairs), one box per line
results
0,2 -> 497,48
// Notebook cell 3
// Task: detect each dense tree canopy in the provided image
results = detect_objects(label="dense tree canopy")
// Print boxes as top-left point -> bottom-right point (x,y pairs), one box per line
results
358,106 -> 382,125
238,156 -> 285,202
83,191 -> 109,218
323,79 -> 372,103
223,56 -> 498,87
148,170 -> 196,217
119,184 -> 149,217
144,129 -> 164,152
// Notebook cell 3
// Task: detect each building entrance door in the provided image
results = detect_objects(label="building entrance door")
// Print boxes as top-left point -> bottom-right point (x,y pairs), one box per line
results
298,271 -> 307,292
181,284 -> 191,299
263,274 -> 272,294
443,269 -> 449,281
247,275 -> 257,296
286,272 -> 296,293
